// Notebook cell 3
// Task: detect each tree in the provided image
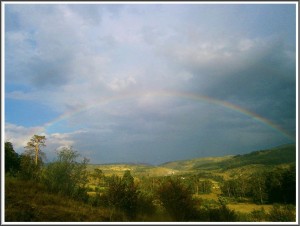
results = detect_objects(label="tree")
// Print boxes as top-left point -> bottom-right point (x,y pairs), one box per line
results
265,165 -> 296,204
122,170 -> 134,186
249,171 -> 268,204
221,179 -> 238,198
281,165 -> 296,204
19,153 -> 40,180
5,141 -> 20,175
24,135 -> 46,166
267,204 -> 296,222
91,168 -> 105,189
42,147 -> 89,201
103,171 -> 140,220
156,177 -> 199,221
208,203 -> 237,222
199,179 -> 213,194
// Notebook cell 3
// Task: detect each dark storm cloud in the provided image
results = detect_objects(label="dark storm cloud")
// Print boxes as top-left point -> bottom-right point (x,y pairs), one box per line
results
28,56 -> 73,87
159,31 -> 296,140
5,3 -> 296,164
190,39 -> 295,136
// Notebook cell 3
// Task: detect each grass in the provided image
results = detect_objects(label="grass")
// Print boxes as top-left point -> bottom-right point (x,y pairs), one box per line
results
5,176 -> 173,222
88,164 -> 180,177
87,144 -> 296,180
227,203 -> 273,213
5,143 -> 296,222
5,177 -> 111,222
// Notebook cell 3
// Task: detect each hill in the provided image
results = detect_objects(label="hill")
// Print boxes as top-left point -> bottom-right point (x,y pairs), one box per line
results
165,144 -> 295,169
5,143 -> 296,222
216,143 -> 296,170
5,177 -> 111,222
89,143 -> 296,177
87,163 -> 180,177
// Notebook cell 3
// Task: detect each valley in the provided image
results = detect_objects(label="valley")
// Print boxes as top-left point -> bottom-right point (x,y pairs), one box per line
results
5,142 -> 296,222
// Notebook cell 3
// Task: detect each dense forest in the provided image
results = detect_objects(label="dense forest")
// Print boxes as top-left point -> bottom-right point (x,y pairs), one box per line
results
4,135 -> 296,222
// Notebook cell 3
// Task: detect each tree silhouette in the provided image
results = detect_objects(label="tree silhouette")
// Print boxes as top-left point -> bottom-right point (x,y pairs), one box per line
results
5,141 -> 20,174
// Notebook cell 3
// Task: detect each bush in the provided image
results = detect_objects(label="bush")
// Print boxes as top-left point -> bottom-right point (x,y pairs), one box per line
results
207,204 -> 237,222
249,207 -> 267,222
267,204 -> 296,222
41,147 -> 89,201
19,154 -> 43,180
5,142 -> 20,175
102,172 -> 139,220
136,191 -> 156,219
156,177 -> 200,221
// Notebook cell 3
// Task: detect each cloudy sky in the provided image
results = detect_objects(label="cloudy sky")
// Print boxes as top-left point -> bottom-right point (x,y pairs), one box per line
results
4,2 -> 297,164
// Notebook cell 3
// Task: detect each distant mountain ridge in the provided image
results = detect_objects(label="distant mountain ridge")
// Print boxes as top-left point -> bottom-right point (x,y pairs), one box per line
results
159,143 -> 296,171
89,143 -> 296,177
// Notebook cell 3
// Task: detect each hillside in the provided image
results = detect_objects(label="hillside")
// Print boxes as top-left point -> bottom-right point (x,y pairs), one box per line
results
216,143 -> 296,170
87,163 -> 179,177
89,143 -> 296,177
5,143 -> 296,222
160,155 -> 233,171
5,177 -> 111,222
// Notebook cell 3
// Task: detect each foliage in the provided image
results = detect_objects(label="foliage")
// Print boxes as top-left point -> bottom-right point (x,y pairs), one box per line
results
5,176 -> 110,222
198,179 -> 213,194
206,204 -> 237,222
5,139 -> 297,222
248,171 -> 268,204
265,165 -> 296,204
24,135 -> 46,166
18,135 -> 46,180
5,142 -> 20,175
135,191 -> 156,219
267,204 -> 296,222
249,208 -> 267,222
19,153 -> 43,180
280,164 -> 296,204
221,179 -> 241,198
220,144 -> 295,170
221,165 -> 296,205
91,168 -> 105,187
102,171 -> 139,220
182,175 -> 213,195
42,147 -> 89,201
156,177 -> 200,221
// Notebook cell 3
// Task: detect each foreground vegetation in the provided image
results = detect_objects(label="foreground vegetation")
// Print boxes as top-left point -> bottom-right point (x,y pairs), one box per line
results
4,136 -> 296,222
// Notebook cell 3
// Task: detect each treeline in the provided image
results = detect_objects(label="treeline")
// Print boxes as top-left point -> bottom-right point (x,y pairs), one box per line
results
5,138 -> 90,201
220,165 -> 296,205
4,135 -> 296,222
5,138 -> 235,221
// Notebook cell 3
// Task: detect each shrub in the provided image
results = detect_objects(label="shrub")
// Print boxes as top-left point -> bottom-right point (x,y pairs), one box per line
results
136,191 -> 156,219
249,207 -> 267,222
207,204 -> 237,222
19,154 -> 43,180
103,172 -> 139,220
5,142 -> 20,175
267,204 -> 296,222
41,147 -> 89,201
156,177 -> 200,221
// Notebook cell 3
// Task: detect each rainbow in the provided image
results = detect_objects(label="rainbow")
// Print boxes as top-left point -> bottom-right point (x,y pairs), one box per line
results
41,90 -> 295,141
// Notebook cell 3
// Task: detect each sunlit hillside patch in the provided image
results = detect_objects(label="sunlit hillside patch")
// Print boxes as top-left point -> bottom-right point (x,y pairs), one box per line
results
227,203 -> 273,214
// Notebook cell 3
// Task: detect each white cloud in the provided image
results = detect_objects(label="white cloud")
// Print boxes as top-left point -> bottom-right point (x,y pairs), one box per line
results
5,123 -> 45,150
4,122 -> 87,160
4,4 -> 296,164
108,76 -> 137,91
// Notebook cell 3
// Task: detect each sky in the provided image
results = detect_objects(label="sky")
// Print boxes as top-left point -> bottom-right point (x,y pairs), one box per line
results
3,2 -> 297,165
